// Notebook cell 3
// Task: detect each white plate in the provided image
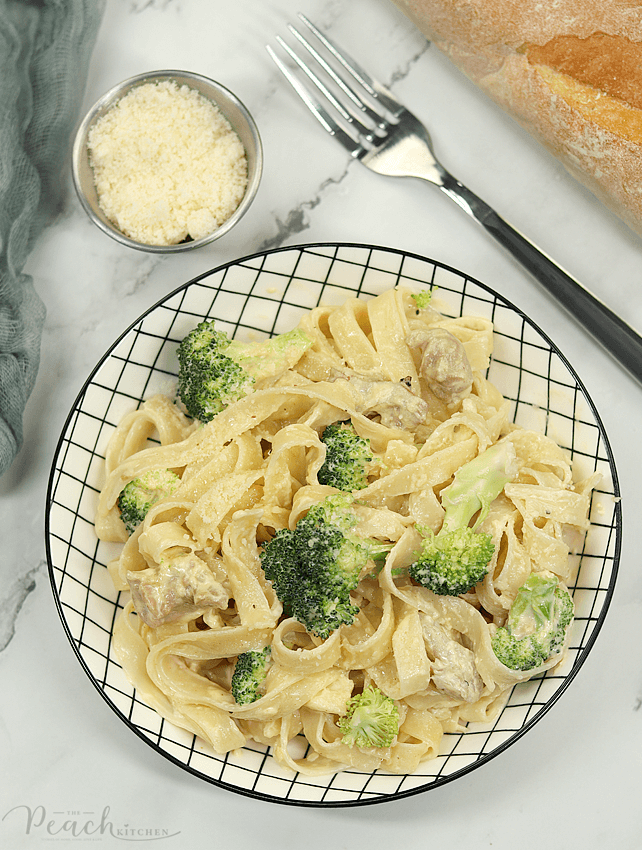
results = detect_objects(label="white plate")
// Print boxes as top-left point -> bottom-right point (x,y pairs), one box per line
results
45,243 -> 620,806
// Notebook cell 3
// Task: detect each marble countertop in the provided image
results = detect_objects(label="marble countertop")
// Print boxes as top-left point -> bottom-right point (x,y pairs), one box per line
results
2,0 -> 641,847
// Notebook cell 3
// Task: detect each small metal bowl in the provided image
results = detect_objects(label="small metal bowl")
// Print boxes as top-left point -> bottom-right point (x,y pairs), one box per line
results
71,70 -> 263,253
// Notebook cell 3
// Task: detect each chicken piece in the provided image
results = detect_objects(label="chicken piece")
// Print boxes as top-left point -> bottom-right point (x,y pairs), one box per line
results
128,552 -> 229,627
330,371 -> 428,430
419,611 -> 484,703
407,328 -> 473,405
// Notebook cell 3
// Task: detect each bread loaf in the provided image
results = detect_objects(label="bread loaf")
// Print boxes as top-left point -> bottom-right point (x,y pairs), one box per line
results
391,0 -> 642,237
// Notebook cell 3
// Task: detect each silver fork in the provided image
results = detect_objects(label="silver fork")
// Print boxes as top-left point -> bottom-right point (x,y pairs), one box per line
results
268,14 -> 642,386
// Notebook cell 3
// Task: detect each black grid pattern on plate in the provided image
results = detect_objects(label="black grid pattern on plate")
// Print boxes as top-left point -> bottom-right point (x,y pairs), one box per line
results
45,243 -> 621,807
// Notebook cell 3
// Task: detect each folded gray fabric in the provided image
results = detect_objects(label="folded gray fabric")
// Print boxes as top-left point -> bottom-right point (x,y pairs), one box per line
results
0,0 -> 105,475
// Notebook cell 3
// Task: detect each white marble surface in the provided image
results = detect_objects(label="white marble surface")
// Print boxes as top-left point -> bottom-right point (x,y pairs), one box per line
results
1,0 -> 641,846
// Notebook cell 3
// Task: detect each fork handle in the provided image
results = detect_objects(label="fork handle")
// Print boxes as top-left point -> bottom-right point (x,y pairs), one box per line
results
438,172 -> 642,385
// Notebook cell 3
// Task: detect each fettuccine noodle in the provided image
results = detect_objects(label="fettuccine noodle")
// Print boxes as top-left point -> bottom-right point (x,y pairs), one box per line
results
96,287 -> 596,775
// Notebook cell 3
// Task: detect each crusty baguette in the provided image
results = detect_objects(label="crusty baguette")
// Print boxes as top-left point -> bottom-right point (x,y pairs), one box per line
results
392,0 -> 642,237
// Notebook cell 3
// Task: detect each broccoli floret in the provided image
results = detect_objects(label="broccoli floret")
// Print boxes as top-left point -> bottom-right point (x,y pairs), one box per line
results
338,685 -> 399,748
117,468 -> 181,535
317,421 -> 373,491
231,647 -> 272,704
261,493 -> 390,639
177,320 -> 312,422
410,441 -> 517,595
491,573 -> 574,671
410,288 -> 433,310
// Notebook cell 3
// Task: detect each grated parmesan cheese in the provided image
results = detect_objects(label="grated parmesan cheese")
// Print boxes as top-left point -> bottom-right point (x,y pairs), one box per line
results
87,80 -> 248,246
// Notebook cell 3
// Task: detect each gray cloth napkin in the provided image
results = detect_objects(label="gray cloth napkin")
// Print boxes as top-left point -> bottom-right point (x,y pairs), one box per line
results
0,0 -> 105,476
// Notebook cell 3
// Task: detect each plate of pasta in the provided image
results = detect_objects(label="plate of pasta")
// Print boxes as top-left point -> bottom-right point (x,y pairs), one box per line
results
46,242 -> 620,806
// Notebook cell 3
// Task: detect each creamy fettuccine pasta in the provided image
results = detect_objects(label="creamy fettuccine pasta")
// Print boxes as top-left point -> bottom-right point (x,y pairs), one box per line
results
95,287 -> 595,775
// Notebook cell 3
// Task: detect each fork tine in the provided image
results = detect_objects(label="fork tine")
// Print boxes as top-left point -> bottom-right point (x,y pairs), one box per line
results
287,24 -> 388,131
297,13 -> 403,119
266,44 -> 366,157
274,35 -> 355,127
